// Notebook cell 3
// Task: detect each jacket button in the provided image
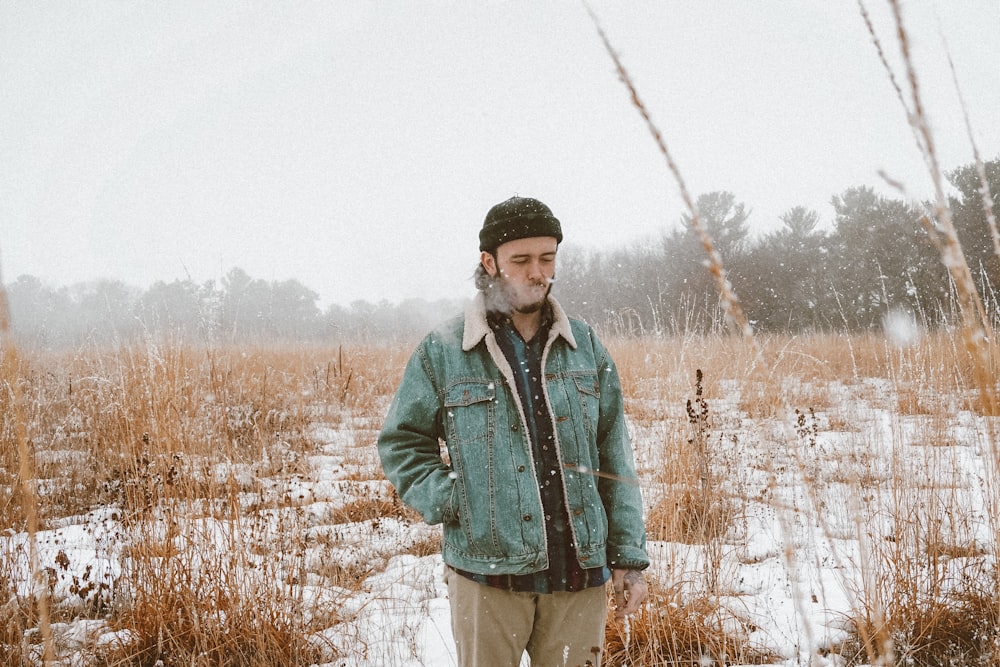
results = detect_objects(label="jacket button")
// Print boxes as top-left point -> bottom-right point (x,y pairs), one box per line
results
522,514 -> 532,522
511,424 -> 518,431
517,465 -> 526,472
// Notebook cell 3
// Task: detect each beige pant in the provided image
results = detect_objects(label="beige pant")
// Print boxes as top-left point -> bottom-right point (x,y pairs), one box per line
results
445,567 -> 608,667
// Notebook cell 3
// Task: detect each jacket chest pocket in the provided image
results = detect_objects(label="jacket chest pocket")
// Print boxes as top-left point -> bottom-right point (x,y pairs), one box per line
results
444,380 -> 496,447
571,372 -> 601,440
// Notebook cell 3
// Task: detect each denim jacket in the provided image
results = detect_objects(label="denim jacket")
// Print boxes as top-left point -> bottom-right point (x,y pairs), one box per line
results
377,293 -> 649,575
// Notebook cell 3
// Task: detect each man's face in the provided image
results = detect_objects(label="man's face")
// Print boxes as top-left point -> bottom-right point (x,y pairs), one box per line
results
482,236 -> 558,315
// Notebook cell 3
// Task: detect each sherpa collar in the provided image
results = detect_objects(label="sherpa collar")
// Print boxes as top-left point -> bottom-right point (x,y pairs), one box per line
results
462,292 -> 577,352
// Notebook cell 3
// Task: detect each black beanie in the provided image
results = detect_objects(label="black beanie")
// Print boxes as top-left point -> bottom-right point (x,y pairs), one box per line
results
479,196 -> 563,252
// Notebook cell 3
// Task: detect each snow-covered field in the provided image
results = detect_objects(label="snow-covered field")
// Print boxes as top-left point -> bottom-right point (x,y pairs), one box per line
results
3,339 -> 998,666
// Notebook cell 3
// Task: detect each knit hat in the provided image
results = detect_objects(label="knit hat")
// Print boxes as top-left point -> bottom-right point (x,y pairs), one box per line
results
479,196 -> 563,252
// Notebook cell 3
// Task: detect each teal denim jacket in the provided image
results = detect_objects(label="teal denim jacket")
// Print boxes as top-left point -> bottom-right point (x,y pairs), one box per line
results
377,294 -> 649,575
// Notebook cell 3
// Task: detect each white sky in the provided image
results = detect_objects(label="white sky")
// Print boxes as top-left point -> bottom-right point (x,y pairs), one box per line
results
1,1 -> 998,307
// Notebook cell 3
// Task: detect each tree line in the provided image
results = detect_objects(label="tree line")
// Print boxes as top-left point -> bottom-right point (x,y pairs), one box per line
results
559,158 -> 999,335
5,158 -> 998,348
4,266 -> 462,348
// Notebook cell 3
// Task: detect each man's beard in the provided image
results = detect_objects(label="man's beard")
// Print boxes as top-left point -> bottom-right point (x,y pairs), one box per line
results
485,272 -> 553,316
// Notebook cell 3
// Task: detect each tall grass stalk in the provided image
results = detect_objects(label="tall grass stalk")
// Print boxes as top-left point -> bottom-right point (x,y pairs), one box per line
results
861,0 -> 997,415
585,4 -> 757,348
941,26 -> 1000,264
861,9 -> 1000,658
0,276 -> 55,663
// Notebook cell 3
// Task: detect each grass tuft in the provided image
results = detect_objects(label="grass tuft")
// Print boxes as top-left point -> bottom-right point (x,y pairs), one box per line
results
604,580 -> 780,666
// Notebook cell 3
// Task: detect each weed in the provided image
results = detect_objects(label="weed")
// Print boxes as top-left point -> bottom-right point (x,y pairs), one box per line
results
604,579 -> 779,666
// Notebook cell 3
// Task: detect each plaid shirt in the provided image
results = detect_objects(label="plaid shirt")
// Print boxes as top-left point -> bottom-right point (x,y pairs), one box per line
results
452,307 -> 611,593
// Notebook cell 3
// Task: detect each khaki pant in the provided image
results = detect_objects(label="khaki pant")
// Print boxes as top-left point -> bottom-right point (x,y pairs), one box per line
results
445,567 -> 608,667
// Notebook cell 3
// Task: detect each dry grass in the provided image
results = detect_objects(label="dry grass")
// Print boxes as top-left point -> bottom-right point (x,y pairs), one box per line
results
604,579 -> 780,665
606,332 -> 999,666
0,341 -> 411,665
1,343 -> 408,529
839,572 -> 999,666
0,329 -> 997,665
100,544 -> 335,667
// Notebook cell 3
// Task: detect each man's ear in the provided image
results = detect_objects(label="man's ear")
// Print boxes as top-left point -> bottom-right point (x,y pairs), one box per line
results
481,251 -> 498,277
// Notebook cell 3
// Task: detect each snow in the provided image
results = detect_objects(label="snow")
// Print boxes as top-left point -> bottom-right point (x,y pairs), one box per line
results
881,309 -> 922,347
3,376 -> 997,665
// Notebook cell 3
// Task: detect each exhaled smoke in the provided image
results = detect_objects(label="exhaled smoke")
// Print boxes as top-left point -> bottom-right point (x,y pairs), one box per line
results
477,266 -> 553,316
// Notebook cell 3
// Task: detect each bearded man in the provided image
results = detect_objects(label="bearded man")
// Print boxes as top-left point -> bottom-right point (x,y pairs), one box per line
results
377,196 -> 649,667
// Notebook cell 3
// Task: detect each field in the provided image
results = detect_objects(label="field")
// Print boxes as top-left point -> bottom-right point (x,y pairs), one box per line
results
1,0 -> 996,664
1,330 -> 997,666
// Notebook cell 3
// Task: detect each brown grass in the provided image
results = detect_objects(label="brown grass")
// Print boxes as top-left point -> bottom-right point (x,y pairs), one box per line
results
839,573 -> 999,666
0,341 -> 410,665
609,331 -> 998,665
604,579 -> 780,666
0,330 -> 997,664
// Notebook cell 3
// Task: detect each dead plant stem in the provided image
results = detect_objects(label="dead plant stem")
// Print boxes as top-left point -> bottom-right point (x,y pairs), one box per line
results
584,3 -> 757,350
0,278 -> 55,663
864,0 -> 997,414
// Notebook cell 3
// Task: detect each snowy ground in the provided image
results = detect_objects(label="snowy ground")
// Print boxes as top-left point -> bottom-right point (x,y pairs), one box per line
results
5,377 -> 997,666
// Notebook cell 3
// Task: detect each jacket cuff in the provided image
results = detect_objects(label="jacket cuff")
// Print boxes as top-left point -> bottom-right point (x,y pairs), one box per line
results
607,546 -> 650,571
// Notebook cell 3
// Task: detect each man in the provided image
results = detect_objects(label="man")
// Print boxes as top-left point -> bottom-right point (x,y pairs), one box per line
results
377,196 -> 649,666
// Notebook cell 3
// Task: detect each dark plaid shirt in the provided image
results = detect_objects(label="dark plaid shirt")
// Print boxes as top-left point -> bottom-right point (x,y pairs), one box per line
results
453,307 -> 611,593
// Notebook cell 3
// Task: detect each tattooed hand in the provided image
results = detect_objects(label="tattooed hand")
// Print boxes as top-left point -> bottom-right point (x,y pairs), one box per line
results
610,568 -> 648,619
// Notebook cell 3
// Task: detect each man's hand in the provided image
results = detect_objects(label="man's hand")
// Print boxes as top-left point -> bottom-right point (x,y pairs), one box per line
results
610,568 -> 647,620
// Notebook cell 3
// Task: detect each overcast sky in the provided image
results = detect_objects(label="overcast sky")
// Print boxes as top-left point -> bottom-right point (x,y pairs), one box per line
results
2,1 -> 998,307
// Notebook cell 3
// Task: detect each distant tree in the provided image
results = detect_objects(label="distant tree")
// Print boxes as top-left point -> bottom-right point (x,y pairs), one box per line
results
18,165 -> 999,345
692,191 -> 752,258
780,205 -> 821,237
217,268 -> 329,341
320,296 -> 465,342
949,157 -> 1000,308
198,279 -> 222,340
139,279 -> 213,340
393,297 -> 463,336
551,244 -> 601,325
5,275 -> 74,346
600,244 -> 665,335
322,302 -> 351,338
268,278 -> 320,338
346,299 -> 386,339
70,279 -> 142,343
828,186 -> 947,328
743,207 -> 833,331
660,191 -> 752,333
220,267 -> 251,339
220,268 -> 274,340
556,244 -> 639,332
